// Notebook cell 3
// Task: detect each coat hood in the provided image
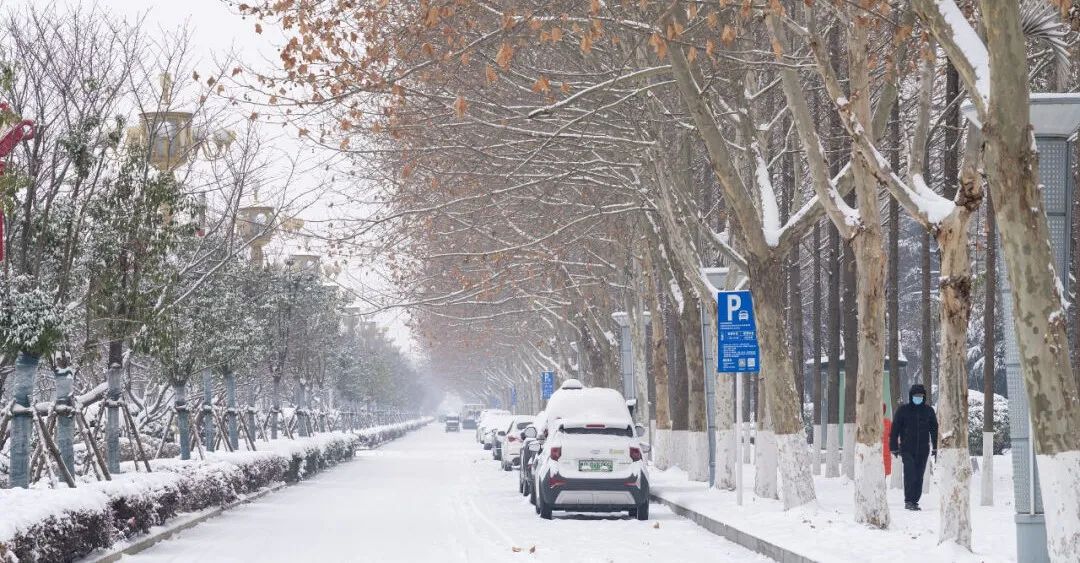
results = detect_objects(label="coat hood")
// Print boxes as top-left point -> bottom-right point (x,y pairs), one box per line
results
908,384 -> 927,403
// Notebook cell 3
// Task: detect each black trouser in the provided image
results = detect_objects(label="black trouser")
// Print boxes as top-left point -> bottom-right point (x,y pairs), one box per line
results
901,450 -> 929,504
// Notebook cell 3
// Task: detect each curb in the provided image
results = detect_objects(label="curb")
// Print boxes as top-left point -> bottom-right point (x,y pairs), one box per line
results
649,492 -> 818,563
91,482 -> 287,563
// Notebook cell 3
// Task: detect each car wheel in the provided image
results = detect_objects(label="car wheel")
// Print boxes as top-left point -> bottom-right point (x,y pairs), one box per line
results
635,502 -> 649,521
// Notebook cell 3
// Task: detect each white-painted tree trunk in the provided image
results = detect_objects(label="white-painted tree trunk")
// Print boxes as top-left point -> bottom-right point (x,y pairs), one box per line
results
687,431 -> 709,482
842,423 -> 856,479
980,431 -> 994,506
715,427 -> 736,490
1037,451 -> 1080,559
653,428 -> 670,470
755,429 -> 779,499
826,423 -> 841,477
854,442 -> 890,528
938,447 -> 972,546
811,424 -> 822,476
670,429 -> 688,472
776,431 -> 816,508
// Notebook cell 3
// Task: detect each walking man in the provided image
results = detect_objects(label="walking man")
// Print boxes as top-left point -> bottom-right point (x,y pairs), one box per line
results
889,384 -> 938,511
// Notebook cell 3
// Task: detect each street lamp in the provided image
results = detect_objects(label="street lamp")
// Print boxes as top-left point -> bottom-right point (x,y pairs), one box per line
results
964,93 -> 1080,563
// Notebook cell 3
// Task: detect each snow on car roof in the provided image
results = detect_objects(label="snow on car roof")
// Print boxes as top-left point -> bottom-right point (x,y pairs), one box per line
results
538,387 -> 631,433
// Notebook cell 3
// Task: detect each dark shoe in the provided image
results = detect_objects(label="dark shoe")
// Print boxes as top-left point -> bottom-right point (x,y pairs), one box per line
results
904,502 -> 920,511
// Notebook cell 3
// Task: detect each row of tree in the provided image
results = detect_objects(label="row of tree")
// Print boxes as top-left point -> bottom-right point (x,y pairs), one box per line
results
239,0 -> 1080,558
0,4 -> 430,487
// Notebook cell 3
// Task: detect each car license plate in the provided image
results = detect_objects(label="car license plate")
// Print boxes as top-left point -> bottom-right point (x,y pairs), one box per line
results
578,459 -> 613,472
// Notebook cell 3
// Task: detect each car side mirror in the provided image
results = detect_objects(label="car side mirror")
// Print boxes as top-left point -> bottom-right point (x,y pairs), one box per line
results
528,442 -> 541,452
523,426 -> 538,439
634,424 -> 646,438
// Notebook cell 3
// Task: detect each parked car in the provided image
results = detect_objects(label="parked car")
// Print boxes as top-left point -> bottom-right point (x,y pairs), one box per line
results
496,415 -> 536,471
483,414 -> 514,457
532,386 -> 650,520
476,409 -> 510,448
519,420 -> 543,497
444,415 -> 460,432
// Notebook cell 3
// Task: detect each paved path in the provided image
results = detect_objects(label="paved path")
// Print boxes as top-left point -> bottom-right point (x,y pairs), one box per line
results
124,425 -> 767,562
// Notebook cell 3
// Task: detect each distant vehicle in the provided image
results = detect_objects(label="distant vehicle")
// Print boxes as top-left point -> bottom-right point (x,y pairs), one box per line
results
481,413 -> 514,456
444,415 -> 460,432
496,415 -> 536,471
461,403 -> 483,430
532,386 -> 650,520
476,409 -> 511,447
519,423 -> 541,498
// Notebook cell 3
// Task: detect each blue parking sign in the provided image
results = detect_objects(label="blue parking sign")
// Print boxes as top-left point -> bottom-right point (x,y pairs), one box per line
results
716,291 -> 760,373
540,371 -> 555,399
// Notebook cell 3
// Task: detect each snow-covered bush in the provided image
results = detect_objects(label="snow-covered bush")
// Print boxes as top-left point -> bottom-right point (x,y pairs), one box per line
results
0,277 -> 66,356
0,432 -> 363,562
967,390 -> 1009,454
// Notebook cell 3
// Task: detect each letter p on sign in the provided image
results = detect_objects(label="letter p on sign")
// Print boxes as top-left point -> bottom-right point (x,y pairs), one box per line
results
725,294 -> 742,321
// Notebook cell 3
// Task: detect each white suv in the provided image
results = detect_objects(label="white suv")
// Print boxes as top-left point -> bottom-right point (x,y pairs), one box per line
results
532,386 -> 649,520
497,415 -> 536,471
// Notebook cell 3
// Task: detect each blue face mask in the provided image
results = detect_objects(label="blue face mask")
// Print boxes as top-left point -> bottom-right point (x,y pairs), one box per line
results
912,396 -> 924,405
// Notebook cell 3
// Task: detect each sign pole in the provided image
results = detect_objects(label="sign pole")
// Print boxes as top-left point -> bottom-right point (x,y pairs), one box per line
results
735,372 -> 743,506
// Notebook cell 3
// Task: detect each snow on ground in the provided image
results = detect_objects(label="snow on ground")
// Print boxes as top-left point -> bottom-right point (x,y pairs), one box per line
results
652,451 -> 1017,563
119,425 -> 767,563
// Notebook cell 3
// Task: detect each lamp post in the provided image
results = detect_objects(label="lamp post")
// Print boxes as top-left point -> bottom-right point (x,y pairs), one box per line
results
701,267 -> 730,489
964,93 -> 1080,563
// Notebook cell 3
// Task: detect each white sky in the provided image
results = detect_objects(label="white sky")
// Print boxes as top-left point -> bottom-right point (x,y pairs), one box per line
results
100,0 -> 417,356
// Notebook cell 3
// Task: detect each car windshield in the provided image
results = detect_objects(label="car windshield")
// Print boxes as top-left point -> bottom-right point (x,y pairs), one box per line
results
515,422 -> 531,430
561,426 -> 632,437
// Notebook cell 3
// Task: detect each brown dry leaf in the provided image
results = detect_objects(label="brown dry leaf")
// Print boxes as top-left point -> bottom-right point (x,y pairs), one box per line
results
453,95 -> 468,117
529,546 -> 536,554
485,64 -> 498,83
254,22 -> 263,34
590,0 -> 601,15
560,81 -> 571,94
653,522 -> 660,529
551,26 -> 563,42
688,3 -> 699,19
706,11 -> 719,29
249,112 -> 259,121
580,34 -> 593,54
687,46 -> 698,63
511,547 -> 522,553
706,38 -> 716,58
532,75 -> 551,93
495,42 -> 514,69
721,25 -> 737,46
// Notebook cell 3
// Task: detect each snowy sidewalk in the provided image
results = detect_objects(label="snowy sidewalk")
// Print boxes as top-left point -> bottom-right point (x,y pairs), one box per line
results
650,453 -> 1017,563
120,425 -> 769,563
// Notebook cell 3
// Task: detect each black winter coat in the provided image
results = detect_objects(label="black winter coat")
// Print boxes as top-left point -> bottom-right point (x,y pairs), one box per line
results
889,385 -> 938,458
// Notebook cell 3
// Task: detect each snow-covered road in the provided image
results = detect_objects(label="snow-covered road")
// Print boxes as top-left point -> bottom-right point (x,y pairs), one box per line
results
122,424 -> 767,562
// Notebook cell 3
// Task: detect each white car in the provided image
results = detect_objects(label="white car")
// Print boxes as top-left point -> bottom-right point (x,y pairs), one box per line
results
476,409 -> 510,447
496,415 -> 536,471
532,385 -> 649,520
482,413 -> 514,453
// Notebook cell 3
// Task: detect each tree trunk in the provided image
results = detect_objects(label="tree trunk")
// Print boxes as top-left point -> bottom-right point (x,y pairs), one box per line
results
747,253 -> 817,508
933,210 -> 974,547
812,223 -> 823,476
921,231 -> 934,403
224,368 -> 239,450
826,222 -> 842,478
982,194 -> 997,507
888,104 -> 903,416
842,233 -> 858,481
54,360 -> 76,477
202,369 -> 216,450
271,374 -> 282,439
106,340 -> 123,474
175,381 -> 191,460
9,352 -> 38,488
978,2 -> 1080,556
